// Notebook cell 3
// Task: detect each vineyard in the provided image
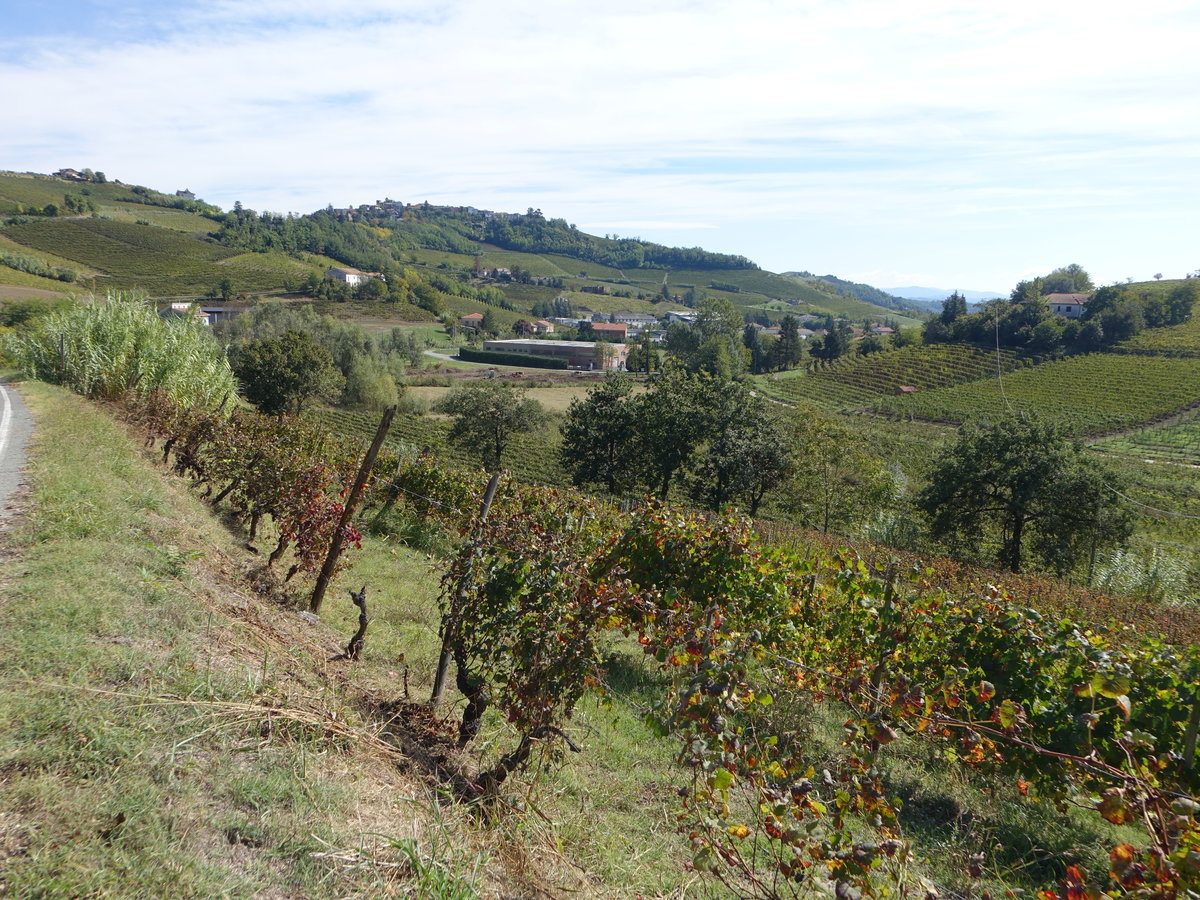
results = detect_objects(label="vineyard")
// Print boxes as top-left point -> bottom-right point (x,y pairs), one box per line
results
1113,316 -> 1200,357
758,344 -> 1031,410
875,353 -> 1200,436
1,218 -> 309,294
314,407 -> 569,487
1093,408 -> 1200,465
11,324 -> 1200,899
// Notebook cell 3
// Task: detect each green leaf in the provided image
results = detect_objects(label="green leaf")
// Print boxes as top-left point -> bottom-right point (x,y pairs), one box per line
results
709,768 -> 735,791
997,699 -> 1019,730
1091,672 -> 1131,700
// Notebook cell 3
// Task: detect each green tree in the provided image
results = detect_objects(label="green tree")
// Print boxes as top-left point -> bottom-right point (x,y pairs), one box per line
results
434,381 -> 546,471
784,417 -> 893,534
917,414 -> 1131,574
1041,263 -> 1094,294
626,333 -> 660,373
940,291 -> 968,324
559,375 -> 640,494
231,330 -> 344,415
688,387 -> 792,515
480,307 -> 499,336
771,315 -> 804,370
632,370 -> 714,500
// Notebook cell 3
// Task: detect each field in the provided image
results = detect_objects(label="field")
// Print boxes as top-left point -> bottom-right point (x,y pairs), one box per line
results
1114,315 -> 1200,357
102,202 -> 220,234
758,344 -> 1030,410
400,382 -> 627,414
1093,409 -> 1200,465
315,407 -> 569,486
876,352 -> 1200,435
0,171 -> 160,213
2,218 -> 315,295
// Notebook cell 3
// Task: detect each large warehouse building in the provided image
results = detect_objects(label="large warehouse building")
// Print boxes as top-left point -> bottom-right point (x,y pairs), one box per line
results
482,339 -> 628,370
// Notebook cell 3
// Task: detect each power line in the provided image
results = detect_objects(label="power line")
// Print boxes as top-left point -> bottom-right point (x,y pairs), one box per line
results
1099,481 -> 1200,522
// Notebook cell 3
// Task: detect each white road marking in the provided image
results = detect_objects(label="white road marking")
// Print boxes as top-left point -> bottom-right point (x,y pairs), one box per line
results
0,385 -> 11,465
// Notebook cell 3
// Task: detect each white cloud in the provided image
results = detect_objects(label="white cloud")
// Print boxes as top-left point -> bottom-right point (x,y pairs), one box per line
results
2,0 -> 1198,287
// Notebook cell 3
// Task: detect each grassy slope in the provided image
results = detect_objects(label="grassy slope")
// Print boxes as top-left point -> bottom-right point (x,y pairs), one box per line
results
0,384 -> 501,898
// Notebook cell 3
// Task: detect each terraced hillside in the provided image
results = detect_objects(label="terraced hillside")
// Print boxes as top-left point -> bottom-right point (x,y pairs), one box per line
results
758,344 -> 1029,410
876,353 -> 1200,436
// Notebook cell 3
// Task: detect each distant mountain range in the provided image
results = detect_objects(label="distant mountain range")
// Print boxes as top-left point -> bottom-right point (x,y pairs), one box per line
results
884,286 -> 1006,304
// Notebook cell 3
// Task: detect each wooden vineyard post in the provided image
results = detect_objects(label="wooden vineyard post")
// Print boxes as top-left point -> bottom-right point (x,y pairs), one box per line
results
430,471 -> 501,708
308,405 -> 396,614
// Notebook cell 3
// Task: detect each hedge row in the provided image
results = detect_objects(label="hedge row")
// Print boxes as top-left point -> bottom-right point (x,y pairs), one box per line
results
458,346 -> 568,369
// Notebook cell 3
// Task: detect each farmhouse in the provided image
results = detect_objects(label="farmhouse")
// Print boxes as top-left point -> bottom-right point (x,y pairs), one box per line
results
460,313 -> 486,332
325,267 -> 382,286
482,339 -> 628,371
1046,293 -> 1091,319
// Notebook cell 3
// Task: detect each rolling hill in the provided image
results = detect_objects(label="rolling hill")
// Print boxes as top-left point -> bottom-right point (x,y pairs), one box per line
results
0,171 -> 923,326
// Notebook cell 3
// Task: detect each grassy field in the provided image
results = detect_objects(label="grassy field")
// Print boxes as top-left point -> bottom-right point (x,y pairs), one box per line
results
401,382 -> 628,414
102,203 -> 220,234
315,406 -> 569,486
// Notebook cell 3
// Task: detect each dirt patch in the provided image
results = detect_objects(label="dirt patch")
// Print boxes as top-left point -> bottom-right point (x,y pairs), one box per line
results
0,285 -> 72,301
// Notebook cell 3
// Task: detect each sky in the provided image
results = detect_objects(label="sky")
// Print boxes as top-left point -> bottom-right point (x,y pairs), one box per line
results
2,0 -> 1199,293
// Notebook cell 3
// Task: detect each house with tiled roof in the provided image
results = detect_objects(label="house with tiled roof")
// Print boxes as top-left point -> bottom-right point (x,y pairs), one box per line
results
1046,293 -> 1091,319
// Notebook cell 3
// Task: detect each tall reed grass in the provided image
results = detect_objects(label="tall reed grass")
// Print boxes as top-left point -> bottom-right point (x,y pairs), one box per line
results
7,291 -> 237,408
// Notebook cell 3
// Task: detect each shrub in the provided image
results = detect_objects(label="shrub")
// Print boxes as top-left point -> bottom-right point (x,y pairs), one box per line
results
8,291 -> 236,407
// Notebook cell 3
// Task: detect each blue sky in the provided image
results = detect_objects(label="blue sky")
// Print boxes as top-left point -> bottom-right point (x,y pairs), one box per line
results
3,0 -> 1199,292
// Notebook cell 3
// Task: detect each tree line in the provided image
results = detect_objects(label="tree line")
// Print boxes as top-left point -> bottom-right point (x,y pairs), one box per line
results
923,264 -> 1198,353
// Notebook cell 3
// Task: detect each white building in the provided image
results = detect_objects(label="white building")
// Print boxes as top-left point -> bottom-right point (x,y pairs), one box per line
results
325,267 -> 381,286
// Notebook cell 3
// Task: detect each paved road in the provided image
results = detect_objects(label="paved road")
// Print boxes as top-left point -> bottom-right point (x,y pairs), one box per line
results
0,384 -> 32,523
